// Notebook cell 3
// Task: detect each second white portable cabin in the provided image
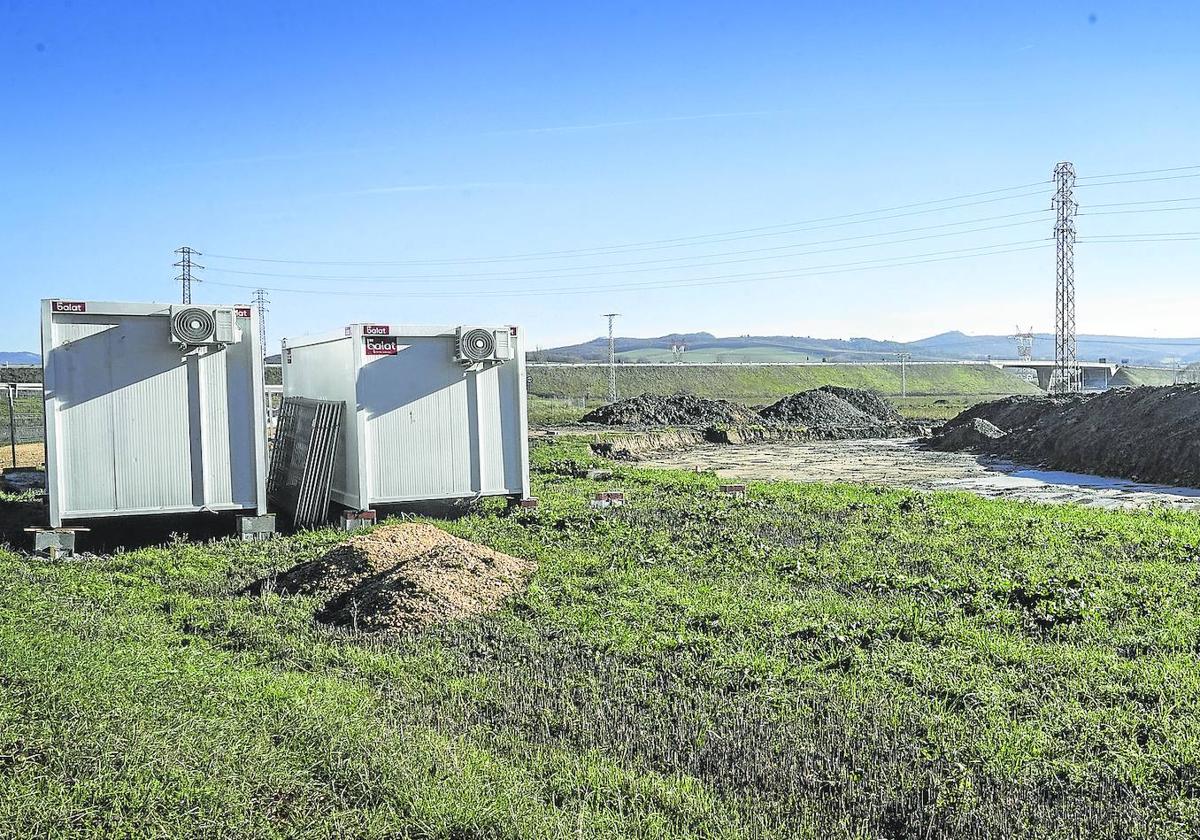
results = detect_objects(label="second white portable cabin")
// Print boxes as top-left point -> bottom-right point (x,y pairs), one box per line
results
280,323 -> 531,511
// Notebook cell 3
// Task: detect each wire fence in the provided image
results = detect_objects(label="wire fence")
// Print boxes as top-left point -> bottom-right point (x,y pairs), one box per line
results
2,384 -> 45,469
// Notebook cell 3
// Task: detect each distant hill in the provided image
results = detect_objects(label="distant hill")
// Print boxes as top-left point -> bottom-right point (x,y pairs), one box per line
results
537,331 -> 1200,366
0,352 -> 39,365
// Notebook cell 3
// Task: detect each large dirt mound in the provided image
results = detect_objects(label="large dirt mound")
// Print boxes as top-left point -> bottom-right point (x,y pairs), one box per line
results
758,389 -> 874,426
756,387 -> 915,439
931,386 -> 1200,486
581,393 -> 757,426
816,385 -> 905,424
943,394 -> 1089,434
264,523 -> 534,632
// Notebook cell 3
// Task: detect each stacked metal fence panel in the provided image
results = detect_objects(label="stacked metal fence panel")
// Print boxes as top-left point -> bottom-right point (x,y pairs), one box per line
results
267,397 -> 343,528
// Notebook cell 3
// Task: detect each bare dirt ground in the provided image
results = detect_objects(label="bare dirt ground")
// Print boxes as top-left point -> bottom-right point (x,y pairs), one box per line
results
643,438 -> 1200,510
3,442 -> 44,469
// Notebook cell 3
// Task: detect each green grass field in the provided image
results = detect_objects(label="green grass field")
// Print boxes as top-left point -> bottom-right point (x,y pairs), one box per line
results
1110,366 -> 1181,388
2,438 -> 1200,837
527,363 -> 1037,424
529,363 -> 1039,405
615,346 -> 827,363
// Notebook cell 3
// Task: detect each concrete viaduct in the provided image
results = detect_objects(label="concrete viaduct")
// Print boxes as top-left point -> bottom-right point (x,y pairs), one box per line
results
987,359 -> 1117,391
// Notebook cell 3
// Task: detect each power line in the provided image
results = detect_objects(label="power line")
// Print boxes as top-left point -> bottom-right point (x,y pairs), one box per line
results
211,240 -> 1049,297
1077,164 -> 1200,181
200,240 -> 1052,300
1075,172 -> 1200,189
1085,196 -> 1200,209
199,212 -> 1053,283
202,181 -> 1053,266
1080,206 -> 1200,217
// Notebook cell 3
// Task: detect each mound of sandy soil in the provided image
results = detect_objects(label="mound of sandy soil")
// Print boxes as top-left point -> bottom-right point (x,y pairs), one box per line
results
264,522 -> 534,632
581,393 -> 757,426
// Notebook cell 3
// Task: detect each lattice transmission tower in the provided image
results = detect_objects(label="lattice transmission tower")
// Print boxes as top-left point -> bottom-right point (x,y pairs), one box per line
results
1051,162 -> 1080,393
173,246 -> 203,304
1014,325 -> 1035,362
252,289 -> 270,357
603,313 -> 620,403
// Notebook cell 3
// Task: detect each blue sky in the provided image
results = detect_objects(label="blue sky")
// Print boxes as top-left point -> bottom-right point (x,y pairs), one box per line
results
2,1 -> 1198,352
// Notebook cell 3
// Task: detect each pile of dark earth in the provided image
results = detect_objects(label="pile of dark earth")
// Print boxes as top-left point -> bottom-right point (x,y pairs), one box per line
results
584,386 -> 920,439
928,386 -> 1200,487
757,386 -> 918,438
581,393 -> 758,426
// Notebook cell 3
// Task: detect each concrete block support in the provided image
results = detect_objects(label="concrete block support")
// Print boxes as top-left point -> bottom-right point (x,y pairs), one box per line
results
237,513 -> 277,542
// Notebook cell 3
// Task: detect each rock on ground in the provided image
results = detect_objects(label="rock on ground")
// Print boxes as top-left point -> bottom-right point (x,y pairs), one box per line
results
928,418 -> 1006,451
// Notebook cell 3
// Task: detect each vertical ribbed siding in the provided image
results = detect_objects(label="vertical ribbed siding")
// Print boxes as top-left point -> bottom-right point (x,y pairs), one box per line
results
55,320 -> 119,514
200,348 -> 233,506
112,359 -> 191,511
366,337 -> 470,501
474,364 -> 505,493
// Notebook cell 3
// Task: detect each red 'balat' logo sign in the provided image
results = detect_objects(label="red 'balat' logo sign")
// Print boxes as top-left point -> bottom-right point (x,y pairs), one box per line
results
234,306 -> 252,318
364,337 -> 399,356
362,324 -> 391,336
52,301 -> 86,313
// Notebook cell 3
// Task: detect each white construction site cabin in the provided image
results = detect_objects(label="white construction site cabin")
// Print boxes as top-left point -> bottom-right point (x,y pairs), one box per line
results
40,299 -> 269,528
281,323 -> 532,511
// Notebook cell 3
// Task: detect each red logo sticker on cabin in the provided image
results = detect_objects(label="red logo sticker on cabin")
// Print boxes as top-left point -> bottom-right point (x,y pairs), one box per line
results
234,306 -> 252,318
364,337 -> 399,356
362,324 -> 391,336
52,301 -> 86,313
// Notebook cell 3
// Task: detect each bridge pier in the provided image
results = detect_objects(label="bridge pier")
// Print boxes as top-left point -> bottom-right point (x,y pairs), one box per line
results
1036,368 -> 1052,390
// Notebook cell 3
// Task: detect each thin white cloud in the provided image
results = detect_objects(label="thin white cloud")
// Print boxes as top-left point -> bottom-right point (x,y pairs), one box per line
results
491,110 -> 782,136
337,181 -> 533,196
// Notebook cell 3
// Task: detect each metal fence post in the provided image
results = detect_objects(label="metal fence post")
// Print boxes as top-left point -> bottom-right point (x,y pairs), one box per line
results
7,384 -> 16,469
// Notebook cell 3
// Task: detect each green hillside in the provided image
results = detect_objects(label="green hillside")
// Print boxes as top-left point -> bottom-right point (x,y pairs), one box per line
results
529,362 -> 1039,405
617,347 -> 827,363
1110,366 -> 1180,388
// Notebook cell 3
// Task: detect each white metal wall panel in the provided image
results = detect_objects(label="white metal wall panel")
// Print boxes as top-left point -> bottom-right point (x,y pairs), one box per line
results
51,317 -> 121,515
362,337 -> 473,501
473,363 -> 506,494
42,300 -> 267,525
